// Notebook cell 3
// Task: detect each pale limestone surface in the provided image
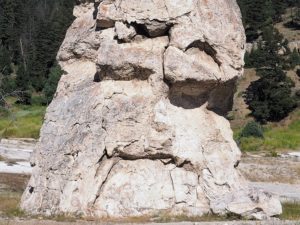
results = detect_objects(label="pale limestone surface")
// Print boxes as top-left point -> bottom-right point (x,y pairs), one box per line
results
21,0 -> 281,220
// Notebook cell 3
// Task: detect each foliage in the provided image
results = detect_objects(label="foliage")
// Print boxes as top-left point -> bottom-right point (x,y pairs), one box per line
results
0,45 -> 12,75
43,64 -> 63,104
245,26 -> 288,69
0,0 -> 74,103
240,121 -> 264,138
287,49 -> 300,69
244,25 -> 297,123
245,67 -> 297,123
237,0 -> 299,41
236,110 -> 300,152
285,1 -> 300,29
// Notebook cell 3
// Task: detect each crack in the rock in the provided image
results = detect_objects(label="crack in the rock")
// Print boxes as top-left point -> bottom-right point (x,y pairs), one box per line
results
93,158 -> 119,205
169,170 -> 175,200
117,151 -> 174,161
93,1 -> 100,20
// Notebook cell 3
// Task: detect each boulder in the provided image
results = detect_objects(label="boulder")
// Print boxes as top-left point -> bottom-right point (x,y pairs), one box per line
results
21,0 -> 282,220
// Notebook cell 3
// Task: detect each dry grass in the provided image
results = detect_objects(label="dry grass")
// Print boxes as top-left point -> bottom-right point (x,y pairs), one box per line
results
84,210 -> 243,223
0,192 -> 24,218
275,8 -> 300,42
240,156 -> 300,184
150,212 -> 241,223
0,173 -> 29,192
0,173 -> 29,218
230,69 -> 259,129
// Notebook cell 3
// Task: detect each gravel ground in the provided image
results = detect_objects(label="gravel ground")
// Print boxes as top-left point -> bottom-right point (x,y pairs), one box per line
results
0,162 -> 32,174
250,182 -> 300,203
0,219 -> 299,225
0,138 -> 34,161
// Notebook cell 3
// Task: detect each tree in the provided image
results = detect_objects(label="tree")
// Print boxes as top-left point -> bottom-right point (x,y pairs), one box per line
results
244,67 -> 297,123
0,45 -> 12,76
246,26 -> 288,69
0,0 -> 74,101
43,64 -> 63,104
237,0 -> 277,41
15,64 -> 31,105
288,49 -> 300,69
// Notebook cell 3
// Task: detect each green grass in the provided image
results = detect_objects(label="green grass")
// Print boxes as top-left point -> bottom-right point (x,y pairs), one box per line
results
280,202 -> 300,220
235,109 -> 300,152
0,97 -> 46,139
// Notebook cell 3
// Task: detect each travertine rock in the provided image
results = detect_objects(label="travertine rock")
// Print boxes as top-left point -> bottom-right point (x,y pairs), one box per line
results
21,0 -> 282,220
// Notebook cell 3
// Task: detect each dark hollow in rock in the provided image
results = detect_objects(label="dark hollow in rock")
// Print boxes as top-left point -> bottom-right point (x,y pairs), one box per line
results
207,78 -> 237,116
99,64 -> 155,81
168,80 -> 218,109
94,71 -> 102,82
168,78 -> 236,115
186,40 -> 221,67
131,21 -> 172,38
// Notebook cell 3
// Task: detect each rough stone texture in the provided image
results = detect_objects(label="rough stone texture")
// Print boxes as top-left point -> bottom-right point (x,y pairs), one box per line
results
1,220 -> 299,225
21,0 -> 282,220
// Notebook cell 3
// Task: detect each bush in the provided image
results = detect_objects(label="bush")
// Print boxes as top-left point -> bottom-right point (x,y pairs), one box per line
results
240,121 -> 264,138
244,68 -> 297,122
15,90 -> 32,105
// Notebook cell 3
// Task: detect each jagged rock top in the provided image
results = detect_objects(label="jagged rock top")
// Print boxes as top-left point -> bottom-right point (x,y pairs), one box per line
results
61,0 -> 245,83
21,0 -> 281,220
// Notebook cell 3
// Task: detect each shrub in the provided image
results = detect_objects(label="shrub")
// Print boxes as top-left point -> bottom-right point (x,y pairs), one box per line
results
244,68 -> 297,122
240,121 -> 264,138
15,90 -> 32,105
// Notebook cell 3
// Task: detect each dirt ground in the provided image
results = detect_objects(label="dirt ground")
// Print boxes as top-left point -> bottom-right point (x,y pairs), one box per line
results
239,155 -> 300,184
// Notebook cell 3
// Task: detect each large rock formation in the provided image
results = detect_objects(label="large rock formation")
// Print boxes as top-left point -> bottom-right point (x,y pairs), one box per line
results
21,0 -> 282,220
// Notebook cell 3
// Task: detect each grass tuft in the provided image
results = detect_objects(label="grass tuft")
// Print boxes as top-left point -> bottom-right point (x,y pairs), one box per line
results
280,202 -> 300,220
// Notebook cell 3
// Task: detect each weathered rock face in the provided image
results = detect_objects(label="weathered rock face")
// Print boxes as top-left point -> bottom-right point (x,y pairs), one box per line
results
21,0 -> 282,220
